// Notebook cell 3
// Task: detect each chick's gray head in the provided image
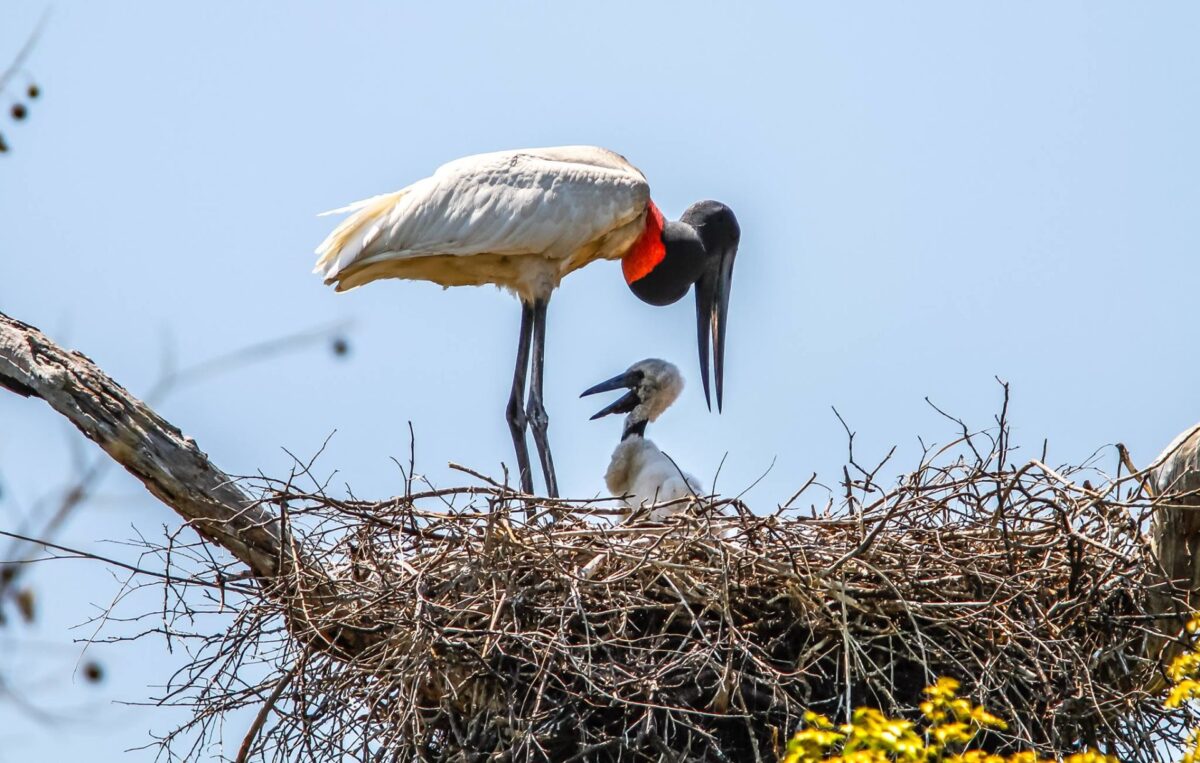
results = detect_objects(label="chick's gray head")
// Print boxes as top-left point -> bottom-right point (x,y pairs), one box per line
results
581,358 -> 684,426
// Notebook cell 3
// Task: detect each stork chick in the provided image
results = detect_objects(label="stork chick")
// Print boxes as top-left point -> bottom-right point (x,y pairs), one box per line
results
582,359 -> 703,521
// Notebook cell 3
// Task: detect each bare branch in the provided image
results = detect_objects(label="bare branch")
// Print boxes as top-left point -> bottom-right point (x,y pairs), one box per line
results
0,311 -> 283,577
0,319 -> 348,606
0,9 -> 49,95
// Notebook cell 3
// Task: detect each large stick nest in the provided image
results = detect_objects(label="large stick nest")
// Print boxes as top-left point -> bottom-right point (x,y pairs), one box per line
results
146,422 -> 1190,762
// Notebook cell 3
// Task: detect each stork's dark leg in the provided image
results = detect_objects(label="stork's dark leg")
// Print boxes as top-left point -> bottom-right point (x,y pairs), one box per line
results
506,301 -> 535,496
527,296 -> 559,498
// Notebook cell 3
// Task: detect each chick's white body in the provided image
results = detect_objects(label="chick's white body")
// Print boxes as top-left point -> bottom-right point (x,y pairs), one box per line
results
605,437 -> 703,521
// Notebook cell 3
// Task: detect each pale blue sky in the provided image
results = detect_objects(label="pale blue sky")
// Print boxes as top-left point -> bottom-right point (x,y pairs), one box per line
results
3,2 -> 1199,758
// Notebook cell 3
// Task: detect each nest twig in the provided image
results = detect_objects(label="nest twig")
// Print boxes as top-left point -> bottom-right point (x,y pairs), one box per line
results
133,417 -> 1189,763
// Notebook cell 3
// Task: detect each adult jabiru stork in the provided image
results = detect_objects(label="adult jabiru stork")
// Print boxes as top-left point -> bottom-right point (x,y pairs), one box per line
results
313,146 -> 739,498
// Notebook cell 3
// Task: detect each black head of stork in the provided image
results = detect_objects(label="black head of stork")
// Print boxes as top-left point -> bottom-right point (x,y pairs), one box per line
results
622,201 -> 740,412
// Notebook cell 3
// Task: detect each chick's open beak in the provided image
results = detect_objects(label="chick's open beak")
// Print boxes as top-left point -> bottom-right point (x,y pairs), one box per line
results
581,370 -> 643,420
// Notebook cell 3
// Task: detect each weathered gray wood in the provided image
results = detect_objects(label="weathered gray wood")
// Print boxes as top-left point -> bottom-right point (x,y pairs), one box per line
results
0,311 -> 284,578
0,311 -> 388,655
1150,423 -> 1200,661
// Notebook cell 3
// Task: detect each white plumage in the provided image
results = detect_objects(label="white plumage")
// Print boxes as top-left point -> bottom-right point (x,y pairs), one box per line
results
605,437 -> 704,522
314,146 -> 651,302
313,146 -> 662,499
584,359 -> 703,522
313,145 -> 739,503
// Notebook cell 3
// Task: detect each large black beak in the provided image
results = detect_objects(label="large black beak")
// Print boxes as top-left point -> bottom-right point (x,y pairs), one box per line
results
580,370 -> 643,420
695,240 -> 736,412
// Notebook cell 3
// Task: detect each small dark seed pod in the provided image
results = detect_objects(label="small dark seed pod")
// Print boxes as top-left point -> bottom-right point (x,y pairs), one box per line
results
83,661 -> 104,683
27,84 -> 40,99
11,103 -> 27,120
15,589 -> 35,623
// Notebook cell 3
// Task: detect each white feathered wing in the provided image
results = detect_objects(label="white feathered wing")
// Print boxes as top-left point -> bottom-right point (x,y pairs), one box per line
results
314,146 -> 651,301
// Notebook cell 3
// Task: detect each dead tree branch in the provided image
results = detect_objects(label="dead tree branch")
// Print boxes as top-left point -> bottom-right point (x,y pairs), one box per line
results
0,311 -> 284,577
0,318 -> 348,608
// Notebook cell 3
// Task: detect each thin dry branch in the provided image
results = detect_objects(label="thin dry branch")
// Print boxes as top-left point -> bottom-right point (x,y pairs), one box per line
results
0,9 -> 50,154
0,9 -> 49,95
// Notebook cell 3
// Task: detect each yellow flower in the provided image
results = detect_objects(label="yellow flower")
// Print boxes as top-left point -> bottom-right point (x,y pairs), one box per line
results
925,676 -> 961,700
948,751 -> 1008,763
1167,679 -> 1200,709
969,705 -> 1008,730
804,711 -> 837,730
932,722 -> 973,745
781,675 -> 1130,763
1169,653 -> 1200,684
1187,614 -> 1200,634
920,700 -> 946,723
1061,751 -> 1119,763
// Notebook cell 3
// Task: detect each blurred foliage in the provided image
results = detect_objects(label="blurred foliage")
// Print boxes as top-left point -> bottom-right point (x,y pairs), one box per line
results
1166,615 -> 1200,763
782,677 -> 1116,763
783,615 -> 1200,763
